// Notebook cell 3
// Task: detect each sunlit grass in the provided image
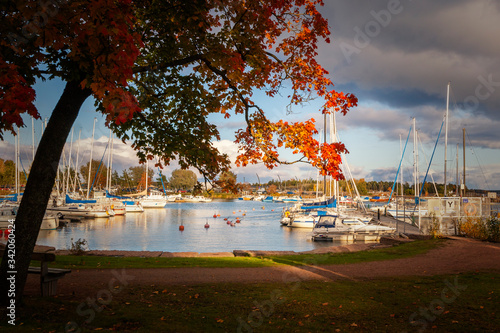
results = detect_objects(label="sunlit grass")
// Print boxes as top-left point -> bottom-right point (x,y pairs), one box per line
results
30,238 -> 445,269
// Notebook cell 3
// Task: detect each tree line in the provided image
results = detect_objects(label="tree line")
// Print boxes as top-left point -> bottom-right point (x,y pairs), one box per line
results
1,159 -> 466,197
0,158 -> 205,194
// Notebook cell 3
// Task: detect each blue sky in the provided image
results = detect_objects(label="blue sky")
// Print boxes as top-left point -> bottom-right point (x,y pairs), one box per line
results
2,0 -> 500,191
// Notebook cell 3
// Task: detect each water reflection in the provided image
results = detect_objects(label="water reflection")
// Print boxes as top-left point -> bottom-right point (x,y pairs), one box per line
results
35,200 -> 336,252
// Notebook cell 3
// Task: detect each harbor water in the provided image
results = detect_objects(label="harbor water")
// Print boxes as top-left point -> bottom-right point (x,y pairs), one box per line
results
35,200 -> 337,253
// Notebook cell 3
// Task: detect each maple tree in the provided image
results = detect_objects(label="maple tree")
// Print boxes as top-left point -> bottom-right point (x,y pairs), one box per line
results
0,0 -> 357,303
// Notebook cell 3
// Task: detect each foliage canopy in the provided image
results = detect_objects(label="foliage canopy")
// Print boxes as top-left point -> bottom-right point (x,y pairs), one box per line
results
1,0 -> 357,183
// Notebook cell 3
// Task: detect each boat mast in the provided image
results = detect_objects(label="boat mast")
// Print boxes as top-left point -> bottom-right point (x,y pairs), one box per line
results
463,127 -> 466,196
330,110 -> 338,199
412,118 -> 418,200
106,128 -> 112,192
323,112 -> 327,199
456,144 -> 459,196
65,127 -> 74,196
87,117 -> 96,199
15,127 -> 19,202
73,129 -> 81,193
31,117 -> 35,164
444,81 -> 450,197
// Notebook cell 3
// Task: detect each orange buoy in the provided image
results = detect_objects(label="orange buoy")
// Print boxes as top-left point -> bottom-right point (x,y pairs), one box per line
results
243,213 -> 246,216
179,225 -> 185,231
262,206 -> 265,210
271,209 -> 275,212
233,211 -> 236,214
217,214 -> 220,217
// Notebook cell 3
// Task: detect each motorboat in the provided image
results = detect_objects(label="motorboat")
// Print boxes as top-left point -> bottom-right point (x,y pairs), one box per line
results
122,200 -> 144,212
282,195 -> 303,203
167,194 -> 182,202
47,204 -> 115,219
312,214 -> 395,242
281,209 -> 327,228
1,203 -> 59,230
183,195 -> 213,203
140,191 -> 167,208
262,196 -> 274,203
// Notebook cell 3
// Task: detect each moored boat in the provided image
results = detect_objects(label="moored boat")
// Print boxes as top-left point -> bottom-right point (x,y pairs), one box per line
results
311,214 -> 395,241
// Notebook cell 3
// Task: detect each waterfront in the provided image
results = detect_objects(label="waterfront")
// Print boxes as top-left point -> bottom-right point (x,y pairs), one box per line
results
34,200 -> 337,253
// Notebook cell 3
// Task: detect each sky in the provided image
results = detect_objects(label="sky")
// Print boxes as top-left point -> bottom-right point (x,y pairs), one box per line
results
1,0 -> 500,191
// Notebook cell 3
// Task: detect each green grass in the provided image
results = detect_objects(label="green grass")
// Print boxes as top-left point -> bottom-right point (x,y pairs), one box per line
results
266,238 -> 445,266
35,255 -> 279,269
4,272 -> 498,332
31,238 -> 445,270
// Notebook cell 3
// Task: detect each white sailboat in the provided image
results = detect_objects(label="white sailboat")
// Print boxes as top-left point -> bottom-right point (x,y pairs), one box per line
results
139,160 -> 167,208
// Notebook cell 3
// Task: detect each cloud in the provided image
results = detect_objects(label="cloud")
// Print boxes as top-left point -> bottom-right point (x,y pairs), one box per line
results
319,0 -> 500,121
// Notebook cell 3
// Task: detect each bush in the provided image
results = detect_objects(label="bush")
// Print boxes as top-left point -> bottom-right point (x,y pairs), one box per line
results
486,217 -> 500,242
70,238 -> 89,255
458,217 -> 500,242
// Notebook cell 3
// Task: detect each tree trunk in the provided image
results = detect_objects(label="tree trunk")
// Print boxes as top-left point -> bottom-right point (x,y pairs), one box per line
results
0,80 -> 91,306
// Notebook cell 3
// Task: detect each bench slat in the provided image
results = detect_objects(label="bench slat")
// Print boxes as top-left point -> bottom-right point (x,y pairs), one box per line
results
28,266 -> 71,274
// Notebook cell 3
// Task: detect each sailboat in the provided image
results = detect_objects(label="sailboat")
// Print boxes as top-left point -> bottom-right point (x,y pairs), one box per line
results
139,160 -> 167,208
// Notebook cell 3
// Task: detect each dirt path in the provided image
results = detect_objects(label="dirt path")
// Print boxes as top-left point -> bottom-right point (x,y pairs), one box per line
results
24,237 -> 500,298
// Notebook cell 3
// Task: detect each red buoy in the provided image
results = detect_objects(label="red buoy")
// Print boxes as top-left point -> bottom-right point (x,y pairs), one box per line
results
204,223 -> 210,228
236,218 -> 241,223
179,225 -> 185,231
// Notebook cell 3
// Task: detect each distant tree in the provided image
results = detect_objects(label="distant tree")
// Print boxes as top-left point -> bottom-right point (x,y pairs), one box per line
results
0,159 -> 15,186
239,182 -> 252,193
215,171 -> 238,193
267,184 -> 278,194
355,178 -> 368,196
127,166 -> 145,185
169,169 -> 197,191
79,160 -> 109,191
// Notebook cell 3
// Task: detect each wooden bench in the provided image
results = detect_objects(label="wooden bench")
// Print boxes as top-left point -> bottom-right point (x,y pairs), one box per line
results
0,246 -> 71,296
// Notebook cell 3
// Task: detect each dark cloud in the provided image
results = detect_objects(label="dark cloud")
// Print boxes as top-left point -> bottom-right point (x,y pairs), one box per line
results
319,0 -> 500,124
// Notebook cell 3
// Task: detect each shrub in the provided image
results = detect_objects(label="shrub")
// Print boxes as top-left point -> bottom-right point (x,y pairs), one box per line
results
70,238 -> 89,255
458,217 -> 499,242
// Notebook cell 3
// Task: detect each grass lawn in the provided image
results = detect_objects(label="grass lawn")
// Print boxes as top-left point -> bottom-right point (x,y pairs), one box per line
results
32,238 -> 446,269
4,272 -> 498,332
6,238 -> 496,332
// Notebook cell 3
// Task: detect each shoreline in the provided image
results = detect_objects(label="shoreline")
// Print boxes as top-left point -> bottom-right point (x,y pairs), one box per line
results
52,236 -> 415,257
